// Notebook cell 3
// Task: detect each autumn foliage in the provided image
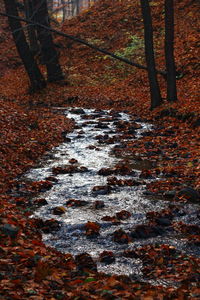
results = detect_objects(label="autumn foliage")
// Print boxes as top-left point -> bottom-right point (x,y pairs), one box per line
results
0,0 -> 200,298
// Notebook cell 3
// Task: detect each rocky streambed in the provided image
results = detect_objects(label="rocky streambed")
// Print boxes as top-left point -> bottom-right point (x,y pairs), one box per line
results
24,108 -> 200,285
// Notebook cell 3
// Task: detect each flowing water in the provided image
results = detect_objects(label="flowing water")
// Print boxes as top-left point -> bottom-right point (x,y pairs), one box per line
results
25,108 -> 200,283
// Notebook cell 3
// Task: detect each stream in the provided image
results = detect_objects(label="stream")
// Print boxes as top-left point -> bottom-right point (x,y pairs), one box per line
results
25,108 -> 200,284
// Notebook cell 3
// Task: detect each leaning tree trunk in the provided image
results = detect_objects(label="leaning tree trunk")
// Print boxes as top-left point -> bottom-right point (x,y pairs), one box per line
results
140,0 -> 162,110
165,0 -> 177,102
32,0 -> 64,82
4,0 -> 46,92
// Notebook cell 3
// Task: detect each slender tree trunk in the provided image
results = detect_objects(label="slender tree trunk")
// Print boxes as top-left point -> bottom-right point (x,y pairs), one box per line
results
32,0 -> 64,82
48,0 -> 54,13
77,0 -> 80,14
72,0 -> 76,16
61,0 -> 66,22
23,0 -> 39,55
4,0 -> 46,92
140,0 -> 162,110
165,0 -> 177,102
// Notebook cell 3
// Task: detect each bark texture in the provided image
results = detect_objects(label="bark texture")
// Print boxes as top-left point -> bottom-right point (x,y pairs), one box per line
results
165,0 -> 178,102
32,0 -> 64,82
140,0 -> 162,109
4,0 -> 46,91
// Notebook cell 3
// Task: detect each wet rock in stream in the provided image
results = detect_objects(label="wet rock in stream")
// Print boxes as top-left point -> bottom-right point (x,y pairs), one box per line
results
107,176 -> 141,187
85,221 -> 100,238
98,164 -> 135,176
34,218 -> 60,233
155,217 -> 172,226
33,198 -> 48,206
75,253 -> 97,273
177,187 -> 200,203
101,215 -> 121,225
131,224 -> 165,239
52,165 -> 88,175
113,229 -> 131,244
52,206 -> 66,215
92,185 -> 111,195
99,251 -> 115,264
93,200 -> 105,209
70,108 -> 85,114
66,198 -> 89,207
116,210 -> 131,220
69,158 -> 78,164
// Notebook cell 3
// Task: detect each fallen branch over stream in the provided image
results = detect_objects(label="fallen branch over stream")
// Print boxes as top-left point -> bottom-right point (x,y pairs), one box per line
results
0,11 -> 167,76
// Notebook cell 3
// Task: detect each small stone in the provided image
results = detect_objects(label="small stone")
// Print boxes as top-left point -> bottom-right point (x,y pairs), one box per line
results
85,221 -> 100,238
87,145 -> 96,150
131,224 -> 164,239
143,190 -> 156,196
99,251 -> 115,264
75,253 -> 97,272
178,187 -> 200,202
98,168 -> 113,176
77,130 -> 85,134
93,201 -> 105,209
79,166 -> 89,172
63,137 -> 71,143
123,250 -> 139,259
114,164 -> 134,176
34,218 -> 60,233
45,176 -> 58,183
66,199 -> 88,207
113,229 -> 131,244
69,158 -> 78,164
52,206 -> 66,215
70,108 -> 85,114
92,185 -> 111,195
95,122 -> 109,129
52,165 -> 78,175
0,224 -> 19,238
101,215 -> 120,225
116,210 -> 131,220
33,198 -> 48,206
155,217 -> 172,226
163,190 -> 176,199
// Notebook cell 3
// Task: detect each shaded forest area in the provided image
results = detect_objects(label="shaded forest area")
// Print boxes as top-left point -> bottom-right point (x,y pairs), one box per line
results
0,0 -> 200,299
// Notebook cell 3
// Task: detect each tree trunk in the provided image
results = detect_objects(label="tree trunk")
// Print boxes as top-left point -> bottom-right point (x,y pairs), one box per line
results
77,0 -> 80,14
32,0 -> 64,82
48,0 -> 54,13
23,0 -> 39,55
4,0 -> 46,92
61,0 -> 66,22
165,0 -> 177,102
140,0 -> 162,110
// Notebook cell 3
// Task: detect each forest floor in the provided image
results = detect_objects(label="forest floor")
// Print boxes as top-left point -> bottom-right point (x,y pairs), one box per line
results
0,0 -> 200,298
